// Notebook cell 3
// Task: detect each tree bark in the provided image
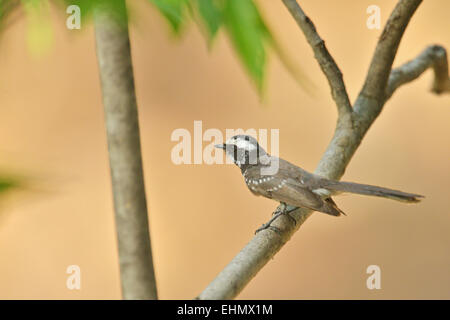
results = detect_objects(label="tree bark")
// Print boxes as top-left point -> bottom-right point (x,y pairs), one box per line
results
94,0 -> 158,300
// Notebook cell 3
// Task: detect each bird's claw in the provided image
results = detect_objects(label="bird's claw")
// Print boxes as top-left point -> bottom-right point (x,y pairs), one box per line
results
284,209 -> 297,225
255,204 -> 298,234
255,224 -> 282,235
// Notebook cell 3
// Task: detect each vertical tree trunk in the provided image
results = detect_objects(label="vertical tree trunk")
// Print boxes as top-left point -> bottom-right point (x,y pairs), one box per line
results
93,0 -> 157,300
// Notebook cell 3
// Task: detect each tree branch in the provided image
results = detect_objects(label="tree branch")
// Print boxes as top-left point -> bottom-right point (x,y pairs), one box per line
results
281,0 -> 352,123
360,0 -> 422,101
354,0 -> 423,129
94,1 -> 158,300
386,45 -> 450,100
197,0 -> 446,300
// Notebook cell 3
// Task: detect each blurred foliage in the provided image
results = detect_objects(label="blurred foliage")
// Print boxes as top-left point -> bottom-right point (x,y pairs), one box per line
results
222,0 -> 268,91
149,0 -> 187,33
0,176 -> 19,195
0,0 -> 21,29
194,0 -> 221,40
147,0 -> 272,92
0,0 -> 309,94
21,0 -> 53,56
147,0 -> 310,94
61,0 -> 128,24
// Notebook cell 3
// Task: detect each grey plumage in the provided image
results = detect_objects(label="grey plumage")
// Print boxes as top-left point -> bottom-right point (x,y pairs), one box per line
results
318,180 -> 422,203
216,135 -> 423,217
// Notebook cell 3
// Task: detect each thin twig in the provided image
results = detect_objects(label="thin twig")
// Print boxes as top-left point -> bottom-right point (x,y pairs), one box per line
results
386,45 -> 450,99
354,0 -> 423,128
281,0 -> 352,123
360,0 -> 423,101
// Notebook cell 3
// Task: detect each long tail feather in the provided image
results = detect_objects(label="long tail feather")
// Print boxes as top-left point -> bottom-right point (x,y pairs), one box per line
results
324,181 -> 424,203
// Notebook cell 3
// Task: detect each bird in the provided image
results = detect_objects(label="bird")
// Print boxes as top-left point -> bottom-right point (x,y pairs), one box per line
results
215,135 -> 423,233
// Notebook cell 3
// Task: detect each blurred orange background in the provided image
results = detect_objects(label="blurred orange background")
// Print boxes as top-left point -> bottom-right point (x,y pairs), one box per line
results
0,0 -> 449,299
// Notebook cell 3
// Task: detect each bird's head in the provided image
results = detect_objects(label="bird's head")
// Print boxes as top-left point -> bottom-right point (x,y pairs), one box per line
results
215,135 -> 268,170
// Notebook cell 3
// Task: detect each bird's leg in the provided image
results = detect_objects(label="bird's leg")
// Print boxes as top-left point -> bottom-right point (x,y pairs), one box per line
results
255,202 -> 298,234
255,210 -> 284,234
280,202 -> 298,225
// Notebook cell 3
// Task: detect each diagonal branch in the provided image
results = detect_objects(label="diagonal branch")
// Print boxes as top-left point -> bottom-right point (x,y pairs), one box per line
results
386,45 -> 450,100
360,0 -> 423,101
354,0 -> 423,128
197,0 -> 447,300
281,0 -> 352,122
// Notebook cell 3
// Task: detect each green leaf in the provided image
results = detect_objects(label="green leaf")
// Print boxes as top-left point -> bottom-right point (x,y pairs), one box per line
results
148,0 -> 188,33
0,177 -> 18,194
61,0 -> 97,20
0,0 -> 20,27
21,0 -> 53,56
61,0 -> 129,25
222,0 -> 268,92
196,0 -> 222,40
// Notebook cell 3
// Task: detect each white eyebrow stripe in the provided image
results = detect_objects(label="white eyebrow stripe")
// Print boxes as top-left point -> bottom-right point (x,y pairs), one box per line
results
226,138 -> 257,151
238,140 -> 256,150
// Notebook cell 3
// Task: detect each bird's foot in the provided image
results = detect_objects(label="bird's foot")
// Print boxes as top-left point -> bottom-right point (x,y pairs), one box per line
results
284,208 -> 298,225
277,202 -> 298,225
255,203 -> 298,234
255,210 -> 284,234
255,223 -> 282,235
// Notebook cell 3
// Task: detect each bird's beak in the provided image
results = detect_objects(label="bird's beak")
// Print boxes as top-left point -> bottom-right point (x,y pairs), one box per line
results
215,143 -> 226,150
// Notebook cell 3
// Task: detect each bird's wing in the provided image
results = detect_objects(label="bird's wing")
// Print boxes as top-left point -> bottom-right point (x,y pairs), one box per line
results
270,158 -> 324,188
276,158 -> 354,192
270,179 -> 325,211
244,165 -> 342,216
244,169 -> 324,211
